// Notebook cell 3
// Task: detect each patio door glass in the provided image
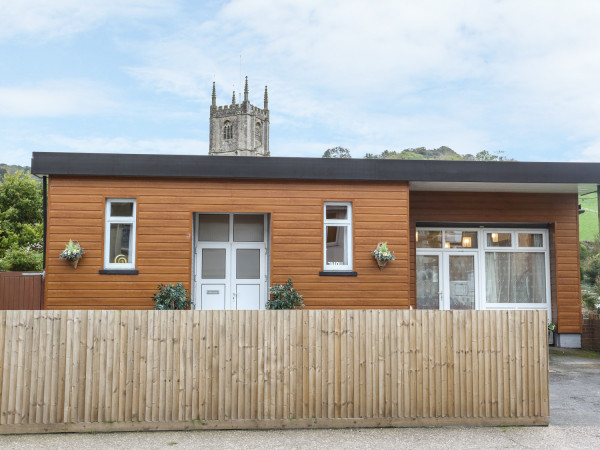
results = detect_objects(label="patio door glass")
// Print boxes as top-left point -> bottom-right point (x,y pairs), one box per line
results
446,253 -> 476,310
416,253 -> 441,309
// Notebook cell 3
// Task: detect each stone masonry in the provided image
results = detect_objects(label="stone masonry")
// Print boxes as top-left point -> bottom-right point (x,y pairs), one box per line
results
209,76 -> 269,156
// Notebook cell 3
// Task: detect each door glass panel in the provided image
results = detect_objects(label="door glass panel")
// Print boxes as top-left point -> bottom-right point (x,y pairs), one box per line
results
416,255 -> 440,309
236,249 -> 260,279
449,255 -> 475,310
416,230 -> 442,248
445,230 -> 478,248
198,214 -> 229,242
202,248 -> 226,279
233,215 -> 264,242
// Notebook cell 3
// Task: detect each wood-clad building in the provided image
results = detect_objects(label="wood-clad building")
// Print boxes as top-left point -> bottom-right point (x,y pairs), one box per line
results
32,153 -> 600,347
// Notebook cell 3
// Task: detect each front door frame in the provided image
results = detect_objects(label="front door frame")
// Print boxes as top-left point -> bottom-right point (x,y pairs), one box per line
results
193,213 -> 269,310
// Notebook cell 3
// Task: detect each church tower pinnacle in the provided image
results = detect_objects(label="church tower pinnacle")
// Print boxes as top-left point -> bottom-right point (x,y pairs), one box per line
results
209,77 -> 270,157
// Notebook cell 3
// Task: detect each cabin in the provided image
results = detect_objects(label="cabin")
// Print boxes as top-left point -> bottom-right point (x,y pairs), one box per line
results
31,152 -> 600,348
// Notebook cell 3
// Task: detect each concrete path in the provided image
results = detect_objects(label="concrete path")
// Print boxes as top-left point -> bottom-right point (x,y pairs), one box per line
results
1,347 -> 599,449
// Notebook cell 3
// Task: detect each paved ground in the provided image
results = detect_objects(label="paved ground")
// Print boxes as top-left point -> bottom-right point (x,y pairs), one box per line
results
1,347 -> 599,449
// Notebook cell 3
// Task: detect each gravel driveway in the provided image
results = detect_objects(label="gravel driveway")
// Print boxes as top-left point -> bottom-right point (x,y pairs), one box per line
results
1,347 -> 598,449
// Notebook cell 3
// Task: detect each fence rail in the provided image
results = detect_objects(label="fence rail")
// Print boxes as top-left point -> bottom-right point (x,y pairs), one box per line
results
0,272 -> 43,310
0,309 -> 549,433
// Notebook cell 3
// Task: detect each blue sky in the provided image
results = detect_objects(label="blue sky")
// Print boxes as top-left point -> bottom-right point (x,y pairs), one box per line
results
1,0 -> 600,166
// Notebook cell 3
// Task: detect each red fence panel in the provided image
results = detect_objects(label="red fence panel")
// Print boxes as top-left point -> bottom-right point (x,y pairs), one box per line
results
0,272 -> 44,309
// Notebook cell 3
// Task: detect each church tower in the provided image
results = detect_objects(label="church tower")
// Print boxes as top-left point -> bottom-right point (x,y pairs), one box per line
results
209,77 -> 270,156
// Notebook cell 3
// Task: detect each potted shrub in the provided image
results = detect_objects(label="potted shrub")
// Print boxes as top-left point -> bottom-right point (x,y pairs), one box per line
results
267,278 -> 304,310
548,321 -> 557,346
372,241 -> 395,270
153,283 -> 192,310
59,240 -> 85,269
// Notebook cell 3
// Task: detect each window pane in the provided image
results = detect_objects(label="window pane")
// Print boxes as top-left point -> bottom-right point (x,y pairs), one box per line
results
518,233 -> 543,247
416,230 -> 442,248
486,232 -> 511,247
236,249 -> 260,279
110,202 -> 133,217
109,223 -> 131,264
416,255 -> 440,310
198,214 -> 229,242
202,249 -> 226,279
326,226 -> 348,266
326,205 -> 347,220
234,215 -> 264,242
445,230 -> 478,249
449,255 -> 475,310
485,252 -> 546,303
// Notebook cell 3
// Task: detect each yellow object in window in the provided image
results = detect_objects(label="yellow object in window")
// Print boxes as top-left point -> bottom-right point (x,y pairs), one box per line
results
114,254 -> 128,264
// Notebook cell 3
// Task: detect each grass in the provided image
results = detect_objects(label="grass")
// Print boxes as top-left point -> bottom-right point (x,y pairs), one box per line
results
579,192 -> 598,242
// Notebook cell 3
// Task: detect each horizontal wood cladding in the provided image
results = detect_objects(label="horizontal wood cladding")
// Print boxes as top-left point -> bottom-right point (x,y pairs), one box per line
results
409,191 -> 581,334
46,176 -> 410,310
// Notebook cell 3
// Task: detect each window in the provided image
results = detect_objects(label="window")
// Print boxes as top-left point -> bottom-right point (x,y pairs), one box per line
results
484,230 -> 548,305
415,227 -> 550,312
323,202 -> 352,271
223,121 -> 233,140
104,199 -> 136,269
255,122 -> 262,145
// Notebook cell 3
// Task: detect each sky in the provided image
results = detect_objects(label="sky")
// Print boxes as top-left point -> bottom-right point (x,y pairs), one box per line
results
1,0 -> 600,166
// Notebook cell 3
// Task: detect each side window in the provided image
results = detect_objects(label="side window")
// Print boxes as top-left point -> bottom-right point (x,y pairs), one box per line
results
255,122 -> 262,144
223,121 -> 233,140
104,199 -> 136,269
323,202 -> 352,270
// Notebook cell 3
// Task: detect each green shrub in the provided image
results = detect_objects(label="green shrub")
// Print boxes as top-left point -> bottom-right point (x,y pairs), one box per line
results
0,247 -> 43,271
153,283 -> 191,310
266,278 -> 304,310
582,253 -> 600,284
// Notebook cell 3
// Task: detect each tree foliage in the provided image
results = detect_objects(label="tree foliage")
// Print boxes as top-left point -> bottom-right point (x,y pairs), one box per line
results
322,147 -> 351,158
580,238 -> 600,313
364,146 -> 513,161
0,171 -> 43,271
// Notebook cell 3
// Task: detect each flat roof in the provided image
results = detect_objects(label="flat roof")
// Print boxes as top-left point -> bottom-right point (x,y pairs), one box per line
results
31,152 -> 600,193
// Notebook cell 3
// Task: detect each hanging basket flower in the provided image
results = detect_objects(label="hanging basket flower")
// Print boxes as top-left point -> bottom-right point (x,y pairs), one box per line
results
59,240 -> 85,269
372,241 -> 395,270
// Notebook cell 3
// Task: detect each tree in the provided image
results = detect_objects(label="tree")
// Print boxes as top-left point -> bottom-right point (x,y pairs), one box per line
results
0,171 -> 43,271
322,147 -> 351,158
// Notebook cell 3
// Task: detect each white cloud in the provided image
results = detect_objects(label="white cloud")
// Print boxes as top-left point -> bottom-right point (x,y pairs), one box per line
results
0,81 -> 117,117
35,135 -> 207,155
123,0 -> 600,161
0,0 -> 177,41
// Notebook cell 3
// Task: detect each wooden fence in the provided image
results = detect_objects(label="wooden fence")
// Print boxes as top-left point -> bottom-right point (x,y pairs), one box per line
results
0,272 -> 43,310
0,310 -> 549,434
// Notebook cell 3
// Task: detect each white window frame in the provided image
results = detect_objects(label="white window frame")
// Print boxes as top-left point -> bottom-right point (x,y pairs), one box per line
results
323,202 -> 353,271
104,198 -> 136,270
482,229 -> 550,311
415,227 -> 551,317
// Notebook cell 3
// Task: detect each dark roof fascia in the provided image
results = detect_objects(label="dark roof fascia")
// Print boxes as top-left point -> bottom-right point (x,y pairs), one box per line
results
31,152 -> 600,185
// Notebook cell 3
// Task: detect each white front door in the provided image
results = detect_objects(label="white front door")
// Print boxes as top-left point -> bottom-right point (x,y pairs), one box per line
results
194,213 -> 268,310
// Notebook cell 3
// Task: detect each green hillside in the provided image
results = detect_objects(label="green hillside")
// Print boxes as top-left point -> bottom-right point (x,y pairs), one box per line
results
580,192 -> 599,242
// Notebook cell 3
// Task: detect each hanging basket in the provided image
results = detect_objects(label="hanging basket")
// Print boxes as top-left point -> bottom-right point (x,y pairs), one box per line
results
71,258 -> 79,269
376,258 -> 388,271
372,241 -> 395,271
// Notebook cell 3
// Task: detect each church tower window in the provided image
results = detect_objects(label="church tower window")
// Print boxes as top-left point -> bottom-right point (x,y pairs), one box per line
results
223,121 -> 233,140
255,122 -> 262,145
